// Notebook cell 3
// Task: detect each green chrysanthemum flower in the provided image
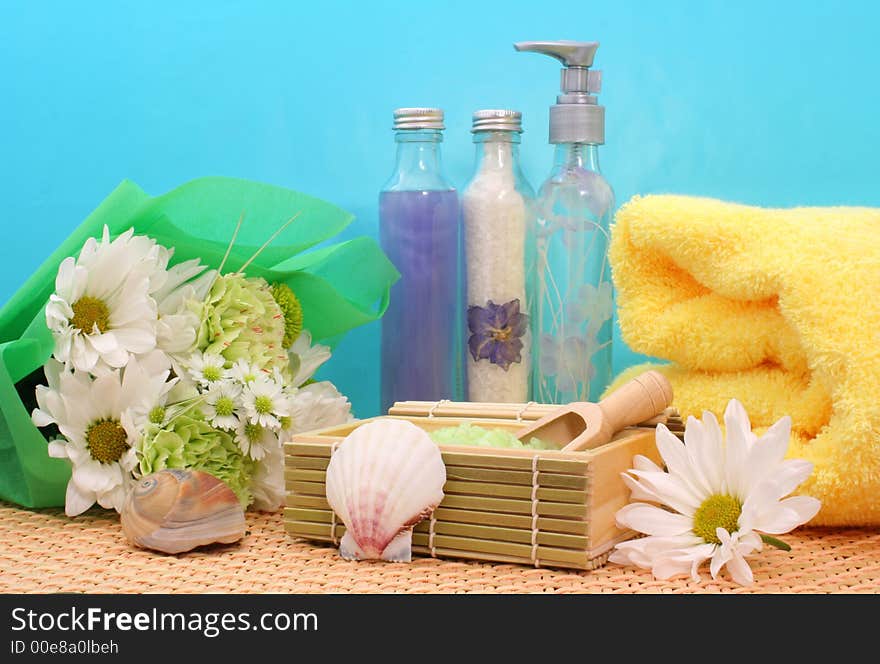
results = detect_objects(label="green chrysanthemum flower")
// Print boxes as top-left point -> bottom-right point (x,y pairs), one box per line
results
193,273 -> 290,377
139,408 -> 255,506
270,282 -> 303,348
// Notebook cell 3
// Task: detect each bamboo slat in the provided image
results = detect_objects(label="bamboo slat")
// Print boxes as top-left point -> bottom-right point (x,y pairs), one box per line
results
284,521 -> 594,569
286,491 -> 589,520
285,439 -> 592,470
284,475 -> 588,504
388,401 -> 683,434
284,506 -> 589,539
284,463 -> 589,490
284,515 -> 588,550
388,401 -> 553,421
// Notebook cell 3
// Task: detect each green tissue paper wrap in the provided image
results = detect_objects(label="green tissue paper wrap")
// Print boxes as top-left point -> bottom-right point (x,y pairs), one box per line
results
0,177 -> 399,508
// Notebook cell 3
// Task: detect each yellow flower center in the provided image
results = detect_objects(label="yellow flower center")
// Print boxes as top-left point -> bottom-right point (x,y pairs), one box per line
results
215,396 -> 235,417
203,365 -> 222,382
279,416 -> 292,430
244,422 -> 263,441
148,406 -> 166,424
693,494 -> 742,544
490,325 -> 512,342
86,419 -> 129,464
254,395 -> 274,415
70,296 -> 110,334
271,282 -> 303,348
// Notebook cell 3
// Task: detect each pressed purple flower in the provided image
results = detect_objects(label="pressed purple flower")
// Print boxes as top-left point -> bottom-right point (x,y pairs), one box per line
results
467,299 -> 528,371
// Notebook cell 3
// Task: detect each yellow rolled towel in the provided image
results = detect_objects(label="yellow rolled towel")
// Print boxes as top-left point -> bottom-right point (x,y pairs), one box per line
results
610,194 -> 880,526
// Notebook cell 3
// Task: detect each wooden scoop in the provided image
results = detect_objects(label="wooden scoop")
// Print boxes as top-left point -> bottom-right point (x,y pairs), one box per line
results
516,370 -> 673,452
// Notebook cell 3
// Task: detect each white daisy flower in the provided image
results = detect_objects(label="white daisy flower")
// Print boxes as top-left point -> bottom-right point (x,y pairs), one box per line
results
286,381 -> 353,434
202,380 -> 243,430
228,358 -> 260,385
287,330 -> 331,387
46,226 -> 164,373
32,357 -> 173,516
241,376 -> 290,429
122,349 -> 179,431
610,399 -> 821,586
234,418 -> 278,461
164,369 -> 200,404
186,350 -> 227,387
249,437 -> 286,512
153,261 -> 215,357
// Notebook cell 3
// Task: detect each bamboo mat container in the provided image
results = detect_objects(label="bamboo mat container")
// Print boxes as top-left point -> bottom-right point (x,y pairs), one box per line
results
284,401 -> 667,571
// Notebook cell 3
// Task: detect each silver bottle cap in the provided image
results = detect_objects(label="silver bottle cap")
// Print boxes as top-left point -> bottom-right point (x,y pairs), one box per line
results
549,104 -> 604,145
393,108 -> 445,130
471,109 -> 523,133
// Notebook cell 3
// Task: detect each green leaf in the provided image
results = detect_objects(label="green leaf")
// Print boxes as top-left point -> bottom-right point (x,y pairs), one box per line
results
128,176 -> 355,271
760,534 -> 792,551
272,237 -> 400,335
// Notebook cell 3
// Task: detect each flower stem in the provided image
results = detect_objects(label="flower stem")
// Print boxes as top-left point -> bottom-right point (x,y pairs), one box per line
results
238,211 -> 302,274
164,396 -> 207,426
218,210 -> 246,276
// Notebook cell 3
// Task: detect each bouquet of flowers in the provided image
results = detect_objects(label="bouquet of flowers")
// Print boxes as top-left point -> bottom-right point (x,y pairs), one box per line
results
0,177 -> 398,515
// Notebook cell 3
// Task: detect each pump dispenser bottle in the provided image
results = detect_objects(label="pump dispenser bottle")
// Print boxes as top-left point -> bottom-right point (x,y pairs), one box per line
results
514,41 -> 615,404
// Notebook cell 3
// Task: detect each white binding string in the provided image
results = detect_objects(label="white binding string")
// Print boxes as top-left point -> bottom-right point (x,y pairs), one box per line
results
329,442 -> 339,545
531,454 -> 540,568
428,515 -> 438,558
428,399 -> 450,418
517,401 -> 537,423
424,400 -> 443,555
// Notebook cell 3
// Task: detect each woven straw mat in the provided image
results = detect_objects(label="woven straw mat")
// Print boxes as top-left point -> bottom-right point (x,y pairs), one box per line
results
1,501 -> 877,593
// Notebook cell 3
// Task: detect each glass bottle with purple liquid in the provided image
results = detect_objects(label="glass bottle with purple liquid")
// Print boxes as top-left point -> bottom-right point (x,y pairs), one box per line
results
379,108 -> 463,412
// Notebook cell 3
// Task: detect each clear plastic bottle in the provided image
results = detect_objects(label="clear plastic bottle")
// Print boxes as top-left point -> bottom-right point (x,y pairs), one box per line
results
515,41 -> 615,403
461,110 -> 535,403
379,108 -> 463,413
531,142 -> 614,403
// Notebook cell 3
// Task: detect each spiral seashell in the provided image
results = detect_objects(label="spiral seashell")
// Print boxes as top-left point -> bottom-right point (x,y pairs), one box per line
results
121,469 -> 246,554
325,419 -> 446,562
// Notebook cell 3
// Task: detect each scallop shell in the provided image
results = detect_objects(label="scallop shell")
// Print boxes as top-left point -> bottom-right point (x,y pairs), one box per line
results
121,469 -> 246,554
325,419 -> 446,562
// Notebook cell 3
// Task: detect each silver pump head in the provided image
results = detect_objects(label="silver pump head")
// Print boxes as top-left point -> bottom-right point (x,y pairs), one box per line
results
471,109 -> 523,133
514,40 -> 604,145
393,107 -> 445,131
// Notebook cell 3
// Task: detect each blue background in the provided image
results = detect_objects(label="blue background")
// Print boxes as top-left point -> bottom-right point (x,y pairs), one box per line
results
3,1 -> 879,418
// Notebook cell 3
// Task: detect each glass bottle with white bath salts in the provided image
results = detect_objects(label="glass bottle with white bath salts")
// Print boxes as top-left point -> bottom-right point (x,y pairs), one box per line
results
461,110 -> 535,403
379,108 -> 463,413
515,41 -> 615,404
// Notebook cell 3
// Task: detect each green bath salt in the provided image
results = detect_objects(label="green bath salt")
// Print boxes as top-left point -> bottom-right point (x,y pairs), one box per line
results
430,423 -> 553,450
